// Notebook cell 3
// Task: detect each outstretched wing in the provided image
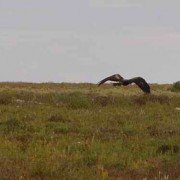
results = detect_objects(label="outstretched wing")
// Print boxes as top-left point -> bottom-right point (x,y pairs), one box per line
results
123,77 -> 150,93
98,74 -> 124,86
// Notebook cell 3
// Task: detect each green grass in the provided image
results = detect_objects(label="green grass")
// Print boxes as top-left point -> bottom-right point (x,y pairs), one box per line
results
0,82 -> 179,179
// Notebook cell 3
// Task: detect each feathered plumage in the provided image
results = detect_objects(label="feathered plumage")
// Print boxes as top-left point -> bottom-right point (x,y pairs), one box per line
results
98,74 -> 124,86
98,74 -> 150,93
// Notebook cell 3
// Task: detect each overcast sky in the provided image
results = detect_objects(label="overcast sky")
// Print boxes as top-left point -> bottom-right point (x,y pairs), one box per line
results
0,0 -> 180,83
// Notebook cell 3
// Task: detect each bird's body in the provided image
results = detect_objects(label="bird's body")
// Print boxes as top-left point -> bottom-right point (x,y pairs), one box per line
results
98,74 -> 150,93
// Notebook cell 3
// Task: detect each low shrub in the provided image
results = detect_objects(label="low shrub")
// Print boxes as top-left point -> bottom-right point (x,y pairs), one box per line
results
171,81 -> 180,92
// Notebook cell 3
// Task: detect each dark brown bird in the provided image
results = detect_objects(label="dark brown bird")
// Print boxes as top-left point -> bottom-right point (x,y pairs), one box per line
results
98,74 -> 150,93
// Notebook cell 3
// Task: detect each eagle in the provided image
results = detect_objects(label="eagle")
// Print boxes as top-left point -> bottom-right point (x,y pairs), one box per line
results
98,74 -> 150,93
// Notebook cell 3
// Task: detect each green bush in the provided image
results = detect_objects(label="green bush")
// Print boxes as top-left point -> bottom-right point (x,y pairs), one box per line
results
171,81 -> 180,92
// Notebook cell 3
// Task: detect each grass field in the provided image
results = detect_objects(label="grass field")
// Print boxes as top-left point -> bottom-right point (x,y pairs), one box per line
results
0,82 -> 179,179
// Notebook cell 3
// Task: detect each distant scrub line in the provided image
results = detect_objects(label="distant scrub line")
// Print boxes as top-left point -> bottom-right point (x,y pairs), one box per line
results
0,90 -> 175,108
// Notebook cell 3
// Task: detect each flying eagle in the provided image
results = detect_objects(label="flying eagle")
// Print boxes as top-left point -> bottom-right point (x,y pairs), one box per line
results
98,74 -> 150,93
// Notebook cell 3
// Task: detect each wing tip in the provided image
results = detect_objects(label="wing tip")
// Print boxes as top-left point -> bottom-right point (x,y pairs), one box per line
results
97,81 -> 102,86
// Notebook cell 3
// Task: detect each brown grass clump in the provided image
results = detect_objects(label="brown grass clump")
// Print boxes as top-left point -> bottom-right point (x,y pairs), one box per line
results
48,114 -> 70,123
131,94 -> 171,105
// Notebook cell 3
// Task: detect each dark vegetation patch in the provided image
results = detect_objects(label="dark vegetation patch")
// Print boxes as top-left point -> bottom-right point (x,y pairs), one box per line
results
131,94 -> 171,105
171,81 -> 180,92
11,133 -> 33,152
11,133 -> 32,144
147,125 -> 180,137
156,144 -> 179,154
48,114 -> 71,123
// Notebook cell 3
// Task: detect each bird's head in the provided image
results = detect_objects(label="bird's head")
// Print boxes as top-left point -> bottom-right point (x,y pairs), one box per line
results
115,74 -> 124,82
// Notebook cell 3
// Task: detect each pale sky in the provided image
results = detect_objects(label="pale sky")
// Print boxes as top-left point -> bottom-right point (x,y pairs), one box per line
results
0,0 -> 180,83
